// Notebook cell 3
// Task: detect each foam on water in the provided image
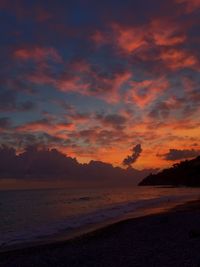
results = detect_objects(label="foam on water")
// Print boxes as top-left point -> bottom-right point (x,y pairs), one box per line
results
0,187 -> 200,249
1,188 -> 199,249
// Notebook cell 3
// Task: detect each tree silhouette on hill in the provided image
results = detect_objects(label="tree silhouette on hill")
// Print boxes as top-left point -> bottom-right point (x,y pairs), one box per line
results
139,156 -> 200,187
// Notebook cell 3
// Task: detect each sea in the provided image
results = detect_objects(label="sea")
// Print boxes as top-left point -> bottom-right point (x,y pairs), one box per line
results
1,185 -> 200,250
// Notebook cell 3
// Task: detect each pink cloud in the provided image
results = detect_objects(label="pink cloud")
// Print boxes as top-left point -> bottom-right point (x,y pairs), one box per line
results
150,19 -> 186,46
58,76 -> 90,94
14,47 -> 62,62
15,119 -> 75,135
125,77 -> 169,107
92,19 -> 187,56
47,59 -> 132,103
112,24 -> 147,54
24,56 -> 132,103
159,48 -> 199,70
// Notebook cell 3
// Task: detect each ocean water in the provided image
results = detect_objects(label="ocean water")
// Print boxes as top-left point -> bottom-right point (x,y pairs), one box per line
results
1,186 -> 200,250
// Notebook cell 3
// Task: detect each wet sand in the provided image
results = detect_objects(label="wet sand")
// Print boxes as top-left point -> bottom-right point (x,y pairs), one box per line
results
1,200 -> 200,267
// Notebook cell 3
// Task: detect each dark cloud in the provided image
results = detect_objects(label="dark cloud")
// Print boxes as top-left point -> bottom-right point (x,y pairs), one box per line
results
0,90 -> 17,111
14,117 -> 74,135
71,127 -> 131,148
161,148 -> 200,161
0,132 -> 70,149
0,117 -> 11,129
148,102 -> 170,119
123,144 -> 142,167
19,101 -> 36,111
0,145 -> 155,183
0,90 -> 36,112
96,113 -> 127,129
96,129 -> 129,145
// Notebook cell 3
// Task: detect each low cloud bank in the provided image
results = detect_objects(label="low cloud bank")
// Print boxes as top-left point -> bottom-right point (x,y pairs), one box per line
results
0,145 -> 155,184
161,148 -> 200,161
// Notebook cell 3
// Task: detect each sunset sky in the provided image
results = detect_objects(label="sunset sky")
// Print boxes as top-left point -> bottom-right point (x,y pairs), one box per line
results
0,0 -> 200,169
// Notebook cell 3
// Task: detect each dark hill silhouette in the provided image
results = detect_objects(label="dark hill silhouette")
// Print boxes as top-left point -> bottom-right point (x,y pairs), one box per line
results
0,145 -> 155,183
139,156 -> 200,187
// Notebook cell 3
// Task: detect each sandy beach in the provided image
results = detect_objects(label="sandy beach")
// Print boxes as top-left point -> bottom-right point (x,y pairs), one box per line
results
1,200 -> 200,267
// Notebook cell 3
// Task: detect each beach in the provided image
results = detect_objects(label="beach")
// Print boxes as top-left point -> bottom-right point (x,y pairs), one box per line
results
1,200 -> 200,267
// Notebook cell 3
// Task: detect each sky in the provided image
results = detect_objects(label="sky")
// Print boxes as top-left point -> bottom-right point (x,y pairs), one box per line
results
0,0 -> 200,170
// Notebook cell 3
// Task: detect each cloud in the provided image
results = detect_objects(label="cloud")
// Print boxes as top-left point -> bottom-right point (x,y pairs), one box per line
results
123,144 -> 143,167
2,132 -> 70,148
0,90 -> 36,112
0,145 -> 154,184
150,18 -> 186,46
95,113 -> 127,129
161,148 -> 200,161
110,18 -> 186,55
71,126 -> 131,148
125,77 -> 169,107
0,117 -> 11,130
1,0 -> 200,170
159,48 -> 199,70
57,67 -> 132,103
15,118 -> 75,135
0,90 -> 17,111
14,46 -> 62,63
19,101 -> 36,111
27,59 -> 132,103
148,96 -> 184,119
112,23 -> 147,54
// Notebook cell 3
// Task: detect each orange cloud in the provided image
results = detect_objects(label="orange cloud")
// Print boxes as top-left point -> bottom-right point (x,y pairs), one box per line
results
112,24 -> 147,53
125,77 -> 169,107
58,76 -> 90,94
97,19 -> 187,57
150,19 -> 186,46
25,56 -> 132,103
57,67 -> 132,103
15,119 -> 75,136
105,71 -> 132,102
14,47 -> 62,62
160,48 -> 199,70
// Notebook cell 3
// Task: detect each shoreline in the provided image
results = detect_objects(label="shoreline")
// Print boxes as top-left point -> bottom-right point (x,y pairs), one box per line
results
2,200 -> 200,266
0,199 -> 200,256
1,196 -> 197,254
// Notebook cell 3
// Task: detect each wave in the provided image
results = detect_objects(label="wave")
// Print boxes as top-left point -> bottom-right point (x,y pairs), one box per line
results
0,193 -> 197,249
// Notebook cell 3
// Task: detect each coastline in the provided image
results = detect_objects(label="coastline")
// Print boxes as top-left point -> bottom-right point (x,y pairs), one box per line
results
0,194 -> 198,254
1,199 -> 200,266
